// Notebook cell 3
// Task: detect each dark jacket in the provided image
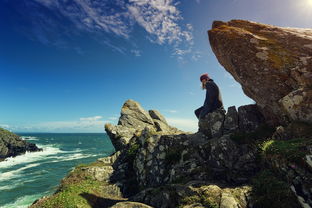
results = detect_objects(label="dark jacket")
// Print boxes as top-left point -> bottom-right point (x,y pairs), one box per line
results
199,79 -> 223,119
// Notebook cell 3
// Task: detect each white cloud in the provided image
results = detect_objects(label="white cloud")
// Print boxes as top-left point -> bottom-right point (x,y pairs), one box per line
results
166,117 -> 197,132
22,0 -> 194,60
108,117 -> 118,120
131,49 -> 142,57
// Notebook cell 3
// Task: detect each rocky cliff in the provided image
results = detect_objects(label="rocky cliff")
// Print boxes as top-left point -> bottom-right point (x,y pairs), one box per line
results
31,19 -> 312,208
31,99 -> 310,208
0,128 -> 42,161
208,20 -> 312,124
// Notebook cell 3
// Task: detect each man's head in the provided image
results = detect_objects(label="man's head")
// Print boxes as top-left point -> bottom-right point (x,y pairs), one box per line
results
200,73 -> 210,89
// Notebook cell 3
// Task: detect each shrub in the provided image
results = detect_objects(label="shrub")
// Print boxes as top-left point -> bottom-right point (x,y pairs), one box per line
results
251,170 -> 300,208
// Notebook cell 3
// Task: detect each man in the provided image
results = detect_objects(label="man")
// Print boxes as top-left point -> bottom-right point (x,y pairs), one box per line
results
195,73 -> 224,119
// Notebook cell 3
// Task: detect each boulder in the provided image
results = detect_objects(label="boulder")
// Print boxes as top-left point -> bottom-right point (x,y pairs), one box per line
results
109,201 -> 153,208
105,100 -> 184,151
238,104 -> 265,132
105,123 -> 137,151
224,106 -> 239,134
131,182 -> 251,208
118,99 -> 154,130
208,19 -> 312,124
198,108 -> 226,138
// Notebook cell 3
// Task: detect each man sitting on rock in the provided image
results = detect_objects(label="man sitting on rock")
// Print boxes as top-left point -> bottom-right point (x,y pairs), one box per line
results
195,73 -> 224,119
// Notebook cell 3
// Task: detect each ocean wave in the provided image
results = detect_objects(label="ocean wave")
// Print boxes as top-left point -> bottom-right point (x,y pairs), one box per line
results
0,192 -> 48,208
50,153 -> 97,162
0,163 -> 40,182
0,145 -> 63,169
0,178 -> 37,191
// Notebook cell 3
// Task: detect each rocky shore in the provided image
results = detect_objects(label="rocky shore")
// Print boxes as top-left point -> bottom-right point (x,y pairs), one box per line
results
0,128 -> 42,161
31,19 -> 312,208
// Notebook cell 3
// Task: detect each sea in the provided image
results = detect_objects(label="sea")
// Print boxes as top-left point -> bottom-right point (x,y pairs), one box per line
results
0,133 -> 115,208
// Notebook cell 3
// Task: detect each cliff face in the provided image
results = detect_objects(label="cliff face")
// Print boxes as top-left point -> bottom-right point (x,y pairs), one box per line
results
0,128 -> 41,161
208,20 -> 312,124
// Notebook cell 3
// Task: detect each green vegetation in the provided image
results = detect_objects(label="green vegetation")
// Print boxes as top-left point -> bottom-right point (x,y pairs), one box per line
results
251,170 -> 300,208
126,143 -> 139,160
260,138 -> 312,163
31,164 -> 108,208
0,127 -> 20,140
40,179 -> 103,208
180,194 -> 218,208
230,124 -> 275,144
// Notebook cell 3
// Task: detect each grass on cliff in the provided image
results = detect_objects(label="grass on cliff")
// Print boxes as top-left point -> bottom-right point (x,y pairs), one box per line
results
260,138 -> 312,164
31,162 -> 111,208
250,170 -> 300,208
180,195 -> 218,208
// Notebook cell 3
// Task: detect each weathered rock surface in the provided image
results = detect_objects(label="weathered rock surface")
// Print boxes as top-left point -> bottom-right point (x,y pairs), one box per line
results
198,104 -> 264,138
224,106 -> 239,134
208,19 -> 312,124
131,181 -> 251,208
198,108 -> 226,138
105,99 -> 183,151
0,128 -> 42,161
118,99 -> 155,130
238,105 -> 265,132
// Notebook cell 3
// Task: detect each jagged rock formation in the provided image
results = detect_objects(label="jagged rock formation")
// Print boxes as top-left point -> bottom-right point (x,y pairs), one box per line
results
105,99 -> 183,151
208,20 -> 312,124
0,128 -> 42,161
32,100 -> 264,208
199,105 -> 264,138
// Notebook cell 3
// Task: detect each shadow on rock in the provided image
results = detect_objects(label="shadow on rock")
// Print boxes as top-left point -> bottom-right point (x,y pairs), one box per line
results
80,193 -> 126,208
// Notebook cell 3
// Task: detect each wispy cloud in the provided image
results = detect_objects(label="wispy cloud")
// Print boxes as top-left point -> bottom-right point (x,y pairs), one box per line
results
9,0 -> 194,61
6,116 -> 107,133
167,110 -> 178,113
131,49 -> 142,57
108,116 -> 118,120
80,116 -> 103,121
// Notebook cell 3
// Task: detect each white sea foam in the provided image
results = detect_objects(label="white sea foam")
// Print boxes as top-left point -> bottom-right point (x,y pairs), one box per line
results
0,145 -> 63,169
0,192 -> 48,208
0,163 -> 40,182
0,178 -> 37,191
50,153 -> 96,162
20,136 -> 38,141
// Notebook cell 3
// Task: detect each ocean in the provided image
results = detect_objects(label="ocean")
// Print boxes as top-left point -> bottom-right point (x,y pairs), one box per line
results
0,133 -> 115,208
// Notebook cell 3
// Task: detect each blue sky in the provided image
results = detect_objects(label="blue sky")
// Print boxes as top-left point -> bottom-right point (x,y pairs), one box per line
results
0,0 -> 312,133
